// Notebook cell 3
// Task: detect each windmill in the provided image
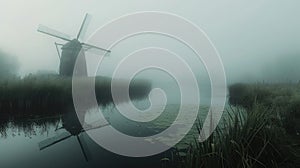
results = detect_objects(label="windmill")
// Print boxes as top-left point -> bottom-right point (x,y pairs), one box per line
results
38,13 -> 111,76
39,109 -> 109,161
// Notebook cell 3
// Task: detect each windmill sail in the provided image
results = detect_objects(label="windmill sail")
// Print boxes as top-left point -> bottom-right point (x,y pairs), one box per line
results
76,134 -> 91,161
77,14 -> 92,41
38,25 -> 72,41
39,131 -> 72,150
82,43 -> 111,56
83,122 -> 110,132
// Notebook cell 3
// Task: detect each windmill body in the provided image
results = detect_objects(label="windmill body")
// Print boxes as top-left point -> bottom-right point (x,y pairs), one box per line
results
60,39 -> 87,76
38,13 -> 110,77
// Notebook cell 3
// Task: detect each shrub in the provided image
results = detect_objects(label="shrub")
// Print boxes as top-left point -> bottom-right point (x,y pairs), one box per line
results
228,83 -> 255,109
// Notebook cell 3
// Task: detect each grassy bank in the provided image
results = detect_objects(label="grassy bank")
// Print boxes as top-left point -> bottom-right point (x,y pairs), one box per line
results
176,106 -> 297,168
175,83 -> 300,168
0,74 -> 151,138
0,74 -> 151,115
228,83 -> 300,134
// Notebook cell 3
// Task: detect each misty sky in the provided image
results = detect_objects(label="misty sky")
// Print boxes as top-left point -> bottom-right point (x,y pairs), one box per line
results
0,0 -> 300,83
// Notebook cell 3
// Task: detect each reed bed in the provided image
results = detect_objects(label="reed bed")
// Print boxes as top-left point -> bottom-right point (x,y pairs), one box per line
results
176,105 -> 298,168
174,83 -> 300,168
0,74 -> 151,138
228,83 -> 300,134
0,74 -> 151,115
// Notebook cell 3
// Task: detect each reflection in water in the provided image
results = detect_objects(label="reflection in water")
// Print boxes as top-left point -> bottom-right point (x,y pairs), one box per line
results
0,113 -> 59,139
39,106 -> 109,161
0,103 -> 183,168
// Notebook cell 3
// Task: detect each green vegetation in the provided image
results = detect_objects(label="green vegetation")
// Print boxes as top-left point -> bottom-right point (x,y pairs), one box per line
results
176,106 -> 297,168
0,74 -> 151,138
0,74 -> 151,115
228,83 -> 297,108
228,83 -> 300,133
175,83 -> 300,168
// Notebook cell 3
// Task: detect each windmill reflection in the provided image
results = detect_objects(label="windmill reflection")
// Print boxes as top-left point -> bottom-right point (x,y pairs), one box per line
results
38,107 -> 109,161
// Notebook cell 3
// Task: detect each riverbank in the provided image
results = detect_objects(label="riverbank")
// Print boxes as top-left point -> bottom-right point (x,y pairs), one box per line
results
0,74 -> 151,114
175,83 -> 300,168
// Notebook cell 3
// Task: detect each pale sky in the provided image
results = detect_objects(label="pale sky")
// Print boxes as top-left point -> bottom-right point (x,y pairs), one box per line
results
0,0 -> 300,83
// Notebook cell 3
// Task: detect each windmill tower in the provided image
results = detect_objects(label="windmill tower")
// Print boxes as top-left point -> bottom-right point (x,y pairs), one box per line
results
38,13 -> 111,76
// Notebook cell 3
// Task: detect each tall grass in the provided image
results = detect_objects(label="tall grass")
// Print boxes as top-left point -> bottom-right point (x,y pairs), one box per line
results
0,74 -> 151,114
176,83 -> 300,167
228,83 -> 300,134
176,105 -> 297,168
0,74 -> 151,138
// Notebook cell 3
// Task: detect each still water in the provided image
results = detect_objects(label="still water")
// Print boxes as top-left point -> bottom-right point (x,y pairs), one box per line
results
0,102 -> 210,168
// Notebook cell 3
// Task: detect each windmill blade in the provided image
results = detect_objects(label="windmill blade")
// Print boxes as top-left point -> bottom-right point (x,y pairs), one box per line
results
55,126 -> 64,131
82,121 -> 110,132
82,43 -> 111,56
77,135 -> 91,161
77,13 -> 92,41
38,24 -> 72,41
39,131 -> 72,150
55,120 -> 60,130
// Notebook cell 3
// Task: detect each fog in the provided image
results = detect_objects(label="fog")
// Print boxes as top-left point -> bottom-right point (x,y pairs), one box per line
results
0,0 -> 300,84
0,50 -> 19,79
